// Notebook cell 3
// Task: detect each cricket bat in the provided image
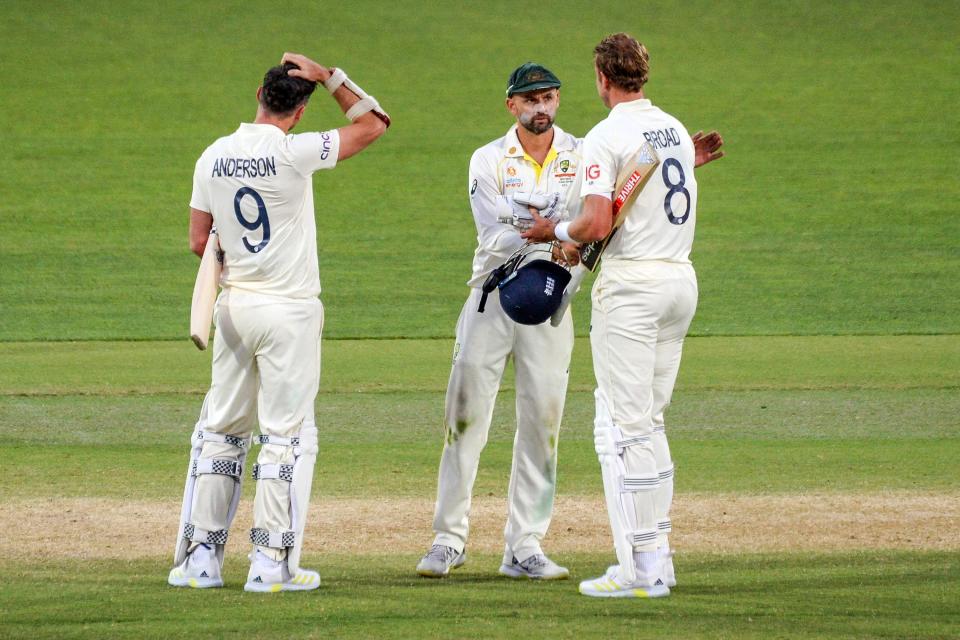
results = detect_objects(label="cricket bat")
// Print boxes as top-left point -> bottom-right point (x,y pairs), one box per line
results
549,142 -> 660,327
189,228 -> 222,350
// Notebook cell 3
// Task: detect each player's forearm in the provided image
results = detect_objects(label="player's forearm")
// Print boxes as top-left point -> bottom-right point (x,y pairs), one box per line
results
546,196 -> 610,244
569,195 -> 613,242
189,209 -> 214,257
330,82 -> 364,114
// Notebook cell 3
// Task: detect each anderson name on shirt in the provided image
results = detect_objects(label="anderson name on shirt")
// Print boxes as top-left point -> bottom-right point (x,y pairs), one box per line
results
211,156 -> 278,178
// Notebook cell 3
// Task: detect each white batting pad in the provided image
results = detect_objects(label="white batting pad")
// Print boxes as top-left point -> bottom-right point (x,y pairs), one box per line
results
250,421 -> 318,574
593,390 -> 662,584
173,395 -> 250,569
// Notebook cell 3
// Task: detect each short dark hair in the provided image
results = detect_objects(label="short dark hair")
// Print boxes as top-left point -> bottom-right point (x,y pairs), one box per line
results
259,62 -> 317,116
594,33 -> 650,92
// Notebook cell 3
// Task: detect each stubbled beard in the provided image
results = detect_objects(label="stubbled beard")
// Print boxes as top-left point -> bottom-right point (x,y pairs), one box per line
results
519,111 -> 554,134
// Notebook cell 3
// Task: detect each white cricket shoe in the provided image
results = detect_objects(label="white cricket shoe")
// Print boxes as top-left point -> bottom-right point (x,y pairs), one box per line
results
416,544 -> 466,577
167,543 -> 223,589
660,548 -> 677,588
243,550 -> 321,593
579,565 -> 670,599
499,552 -> 570,580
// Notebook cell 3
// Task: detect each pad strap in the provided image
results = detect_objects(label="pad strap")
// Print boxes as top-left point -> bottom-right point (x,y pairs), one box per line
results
191,458 -> 242,478
252,463 -> 294,482
250,527 -> 295,548
594,428 -> 650,456
630,528 -> 660,547
621,472 -> 660,492
256,434 -> 300,447
196,430 -> 250,449
183,523 -> 228,545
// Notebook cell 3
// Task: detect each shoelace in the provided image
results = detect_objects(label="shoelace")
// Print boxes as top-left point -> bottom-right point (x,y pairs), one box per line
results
520,554 -> 548,570
429,544 -> 458,563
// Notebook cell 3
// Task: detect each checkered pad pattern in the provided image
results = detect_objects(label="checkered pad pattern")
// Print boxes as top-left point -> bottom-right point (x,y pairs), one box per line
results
191,458 -> 243,478
183,523 -> 228,544
196,430 -> 248,448
249,527 -> 296,548
256,435 -> 300,447
252,463 -> 295,482
223,434 -> 247,448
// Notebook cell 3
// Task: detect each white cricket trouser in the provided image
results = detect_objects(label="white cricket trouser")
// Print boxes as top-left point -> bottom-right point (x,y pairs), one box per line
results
191,288 -> 323,560
591,260 -> 697,552
432,287 -> 574,561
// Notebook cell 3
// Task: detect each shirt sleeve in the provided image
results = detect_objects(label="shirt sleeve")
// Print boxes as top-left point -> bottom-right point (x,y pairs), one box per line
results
579,126 -> 616,200
287,130 -> 340,176
189,154 -> 211,212
468,150 -> 526,258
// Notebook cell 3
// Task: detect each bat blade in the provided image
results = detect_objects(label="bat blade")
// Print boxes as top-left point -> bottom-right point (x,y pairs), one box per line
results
549,263 -> 588,327
189,230 -> 222,350
579,142 -> 660,272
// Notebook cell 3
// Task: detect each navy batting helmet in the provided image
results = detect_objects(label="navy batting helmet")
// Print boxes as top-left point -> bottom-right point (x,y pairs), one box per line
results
478,244 -> 572,325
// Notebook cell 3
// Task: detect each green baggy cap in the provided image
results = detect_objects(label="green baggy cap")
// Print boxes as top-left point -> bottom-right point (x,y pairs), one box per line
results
506,62 -> 561,97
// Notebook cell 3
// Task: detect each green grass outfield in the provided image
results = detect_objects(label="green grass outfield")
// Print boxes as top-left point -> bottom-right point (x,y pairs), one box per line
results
3,553 -> 958,640
2,336 -> 958,638
1,0 -> 958,340
3,336 -> 959,500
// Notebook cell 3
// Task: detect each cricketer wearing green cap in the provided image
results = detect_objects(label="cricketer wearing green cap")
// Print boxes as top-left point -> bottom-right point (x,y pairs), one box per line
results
506,62 -> 562,96
415,61 -> 584,582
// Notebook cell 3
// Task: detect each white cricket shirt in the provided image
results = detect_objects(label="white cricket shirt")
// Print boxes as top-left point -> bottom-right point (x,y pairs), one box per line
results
190,122 -> 340,299
580,99 -> 697,264
467,124 -> 583,286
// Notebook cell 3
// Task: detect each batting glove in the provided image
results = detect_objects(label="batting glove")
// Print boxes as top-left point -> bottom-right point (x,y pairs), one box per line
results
497,191 -> 564,230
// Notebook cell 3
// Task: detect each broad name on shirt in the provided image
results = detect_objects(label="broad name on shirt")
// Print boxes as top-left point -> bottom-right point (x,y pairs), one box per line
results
642,127 -> 682,151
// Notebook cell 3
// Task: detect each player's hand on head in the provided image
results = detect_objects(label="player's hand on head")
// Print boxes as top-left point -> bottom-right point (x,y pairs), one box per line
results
692,130 -> 725,168
280,52 -> 331,83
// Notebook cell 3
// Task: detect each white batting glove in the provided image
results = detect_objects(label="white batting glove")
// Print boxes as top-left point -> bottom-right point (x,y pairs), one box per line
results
513,191 -> 563,220
496,191 -> 564,230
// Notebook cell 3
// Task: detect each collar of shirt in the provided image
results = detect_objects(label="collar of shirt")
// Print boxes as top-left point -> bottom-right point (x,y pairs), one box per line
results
610,98 -> 653,114
501,124 -> 574,181
237,122 -> 286,136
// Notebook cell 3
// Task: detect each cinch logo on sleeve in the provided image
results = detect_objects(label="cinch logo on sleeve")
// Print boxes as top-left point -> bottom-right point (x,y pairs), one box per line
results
320,133 -> 333,160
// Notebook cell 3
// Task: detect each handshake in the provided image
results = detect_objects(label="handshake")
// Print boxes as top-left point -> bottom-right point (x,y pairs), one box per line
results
497,191 -> 564,231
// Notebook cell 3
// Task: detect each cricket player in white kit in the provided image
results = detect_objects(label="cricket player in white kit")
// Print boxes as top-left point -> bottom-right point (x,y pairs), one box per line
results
524,33 -> 723,598
416,63 -> 583,580
168,52 -> 388,592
